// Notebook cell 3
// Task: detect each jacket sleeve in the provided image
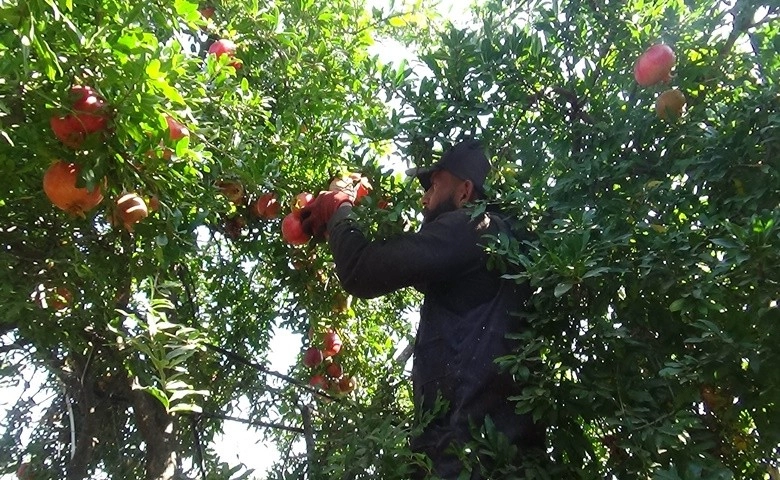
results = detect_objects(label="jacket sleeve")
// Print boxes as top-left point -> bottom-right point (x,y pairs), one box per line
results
326,206 -> 495,299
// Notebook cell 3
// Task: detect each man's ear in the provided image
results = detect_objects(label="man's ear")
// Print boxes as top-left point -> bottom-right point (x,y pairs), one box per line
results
457,180 -> 475,207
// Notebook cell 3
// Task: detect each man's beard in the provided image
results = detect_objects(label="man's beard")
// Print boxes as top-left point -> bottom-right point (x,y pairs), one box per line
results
422,196 -> 458,223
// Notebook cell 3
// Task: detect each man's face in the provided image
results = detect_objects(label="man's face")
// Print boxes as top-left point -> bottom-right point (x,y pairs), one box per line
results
421,170 -> 463,223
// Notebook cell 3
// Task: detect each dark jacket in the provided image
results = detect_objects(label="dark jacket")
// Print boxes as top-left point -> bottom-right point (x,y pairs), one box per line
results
327,206 -> 544,478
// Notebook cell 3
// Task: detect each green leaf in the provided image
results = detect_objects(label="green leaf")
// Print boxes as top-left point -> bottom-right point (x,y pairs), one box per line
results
669,299 -> 686,312
138,386 -> 169,410
554,282 -> 573,297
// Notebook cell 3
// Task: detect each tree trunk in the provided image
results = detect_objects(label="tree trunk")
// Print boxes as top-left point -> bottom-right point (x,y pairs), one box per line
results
131,389 -> 178,480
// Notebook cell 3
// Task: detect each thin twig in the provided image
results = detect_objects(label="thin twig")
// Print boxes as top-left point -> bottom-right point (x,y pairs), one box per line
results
65,393 -> 76,460
201,411 -> 304,434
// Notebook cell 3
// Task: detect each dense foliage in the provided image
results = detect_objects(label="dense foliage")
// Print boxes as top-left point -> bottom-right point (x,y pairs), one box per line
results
1,0 -> 778,479
385,0 -> 779,478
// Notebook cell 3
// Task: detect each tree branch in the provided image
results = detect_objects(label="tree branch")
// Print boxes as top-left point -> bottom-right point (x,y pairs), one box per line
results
200,411 -> 304,434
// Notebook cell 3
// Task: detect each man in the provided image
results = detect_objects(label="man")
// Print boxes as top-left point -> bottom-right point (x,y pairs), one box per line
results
300,139 -> 545,479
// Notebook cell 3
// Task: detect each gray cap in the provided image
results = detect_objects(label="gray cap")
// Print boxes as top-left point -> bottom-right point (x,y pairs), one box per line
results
406,139 -> 491,196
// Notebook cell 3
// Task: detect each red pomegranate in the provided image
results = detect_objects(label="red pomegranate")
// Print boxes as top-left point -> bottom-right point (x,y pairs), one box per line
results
199,6 -> 215,20
43,160 -> 104,217
114,193 -> 149,232
208,39 -> 241,69
70,85 -> 109,132
50,85 -> 109,148
309,374 -> 329,390
50,286 -> 73,310
322,330 -> 342,357
250,192 -> 281,219
166,115 -> 189,141
147,195 -> 160,212
302,347 -> 324,368
291,192 -> 313,215
281,212 -> 310,245
16,462 -> 33,480
50,115 -> 84,148
634,43 -> 676,87
326,362 -> 343,379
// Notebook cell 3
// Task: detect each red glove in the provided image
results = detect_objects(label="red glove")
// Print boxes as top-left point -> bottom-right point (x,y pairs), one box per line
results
299,191 -> 352,240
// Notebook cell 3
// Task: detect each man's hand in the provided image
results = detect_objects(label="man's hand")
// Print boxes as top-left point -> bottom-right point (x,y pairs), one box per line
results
328,172 -> 372,203
299,190 -> 352,240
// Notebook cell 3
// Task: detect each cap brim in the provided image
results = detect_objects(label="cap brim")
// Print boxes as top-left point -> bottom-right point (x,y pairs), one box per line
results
405,166 -> 438,191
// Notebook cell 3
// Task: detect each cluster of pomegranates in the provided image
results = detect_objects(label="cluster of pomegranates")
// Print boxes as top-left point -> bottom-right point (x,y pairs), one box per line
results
43,80 -> 186,231
301,329 -> 356,395
279,172 -> 374,246
43,157 -> 154,230
633,43 -> 686,121
43,3 -> 241,229
217,179 -> 284,240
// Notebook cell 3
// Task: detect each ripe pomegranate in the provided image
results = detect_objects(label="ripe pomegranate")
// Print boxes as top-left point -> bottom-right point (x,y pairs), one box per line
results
634,43 -> 676,87
217,180 -> 245,205
70,85 -> 108,130
338,375 -> 356,394
114,193 -> 148,232
43,160 -> 104,217
166,115 -> 189,141
326,362 -> 343,379
322,331 -> 342,357
309,374 -> 329,390
208,39 -> 241,69
50,115 -> 84,148
302,347 -> 324,368
281,212 -> 310,245
250,192 -> 281,219
655,89 -> 686,121
291,192 -> 313,215
51,85 -> 109,148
